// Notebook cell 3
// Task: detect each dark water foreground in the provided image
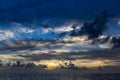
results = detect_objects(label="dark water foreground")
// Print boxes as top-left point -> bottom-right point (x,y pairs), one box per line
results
0,73 -> 120,80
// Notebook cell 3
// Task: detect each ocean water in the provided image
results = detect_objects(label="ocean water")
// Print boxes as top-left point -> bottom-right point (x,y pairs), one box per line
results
0,73 -> 120,80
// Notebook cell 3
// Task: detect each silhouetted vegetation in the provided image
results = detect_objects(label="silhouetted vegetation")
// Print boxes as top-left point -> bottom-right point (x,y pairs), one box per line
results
0,60 -> 47,69
25,62 -> 36,68
59,61 -> 78,70
38,64 -> 48,68
0,60 -> 3,67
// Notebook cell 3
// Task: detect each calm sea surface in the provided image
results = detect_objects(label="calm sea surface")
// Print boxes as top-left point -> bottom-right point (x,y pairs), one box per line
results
0,73 -> 120,80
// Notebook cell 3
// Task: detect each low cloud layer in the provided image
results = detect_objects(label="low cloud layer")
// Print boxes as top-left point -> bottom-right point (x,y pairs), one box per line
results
18,49 -> 120,61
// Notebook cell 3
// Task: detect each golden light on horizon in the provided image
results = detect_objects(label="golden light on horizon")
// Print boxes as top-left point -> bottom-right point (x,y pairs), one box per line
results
35,60 -> 60,69
74,59 -> 113,67
0,55 -> 119,69
87,60 -> 106,67
0,55 -> 26,60
34,59 -> 114,69
46,62 -> 59,69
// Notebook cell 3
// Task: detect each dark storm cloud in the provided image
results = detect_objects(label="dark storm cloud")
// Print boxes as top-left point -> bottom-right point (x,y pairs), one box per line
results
19,52 -> 86,61
111,36 -> 120,48
19,49 -> 120,61
0,0 -> 120,22
0,40 -> 37,51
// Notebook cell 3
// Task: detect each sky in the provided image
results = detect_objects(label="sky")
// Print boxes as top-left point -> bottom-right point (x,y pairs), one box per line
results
0,0 -> 120,22
0,0 -> 120,69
